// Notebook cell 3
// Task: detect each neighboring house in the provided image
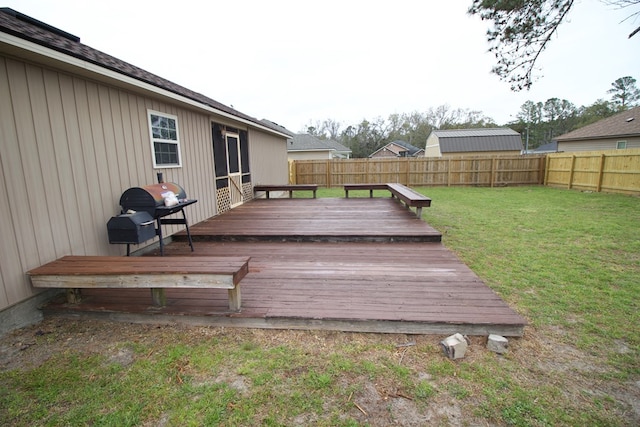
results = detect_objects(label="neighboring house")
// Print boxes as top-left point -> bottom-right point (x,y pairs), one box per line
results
288,134 -> 352,160
554,106 -> 640,152
0,8 -> 290,329
369,140 -> 424,158
425,128 -> 523,157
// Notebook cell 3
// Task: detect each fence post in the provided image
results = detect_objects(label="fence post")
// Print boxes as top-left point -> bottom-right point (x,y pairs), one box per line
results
405,159 -> 410,185
326,159 -> 331,188
544,155 -> 551,186
447,158 -> 452,187
490,157 -> 496,188
568,155 -> 576,189
596,154 -> 605,193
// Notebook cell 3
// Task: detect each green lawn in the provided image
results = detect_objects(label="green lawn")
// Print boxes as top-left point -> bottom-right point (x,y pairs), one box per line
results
1,186 -> 638,426
419,187 -> 639,370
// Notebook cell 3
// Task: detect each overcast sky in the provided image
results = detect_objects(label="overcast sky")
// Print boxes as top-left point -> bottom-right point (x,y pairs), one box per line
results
5,0 -> 639,132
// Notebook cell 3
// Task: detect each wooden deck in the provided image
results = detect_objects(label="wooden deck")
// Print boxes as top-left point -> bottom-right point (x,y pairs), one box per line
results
42,198 -> 527,336
181,198 -> 442,242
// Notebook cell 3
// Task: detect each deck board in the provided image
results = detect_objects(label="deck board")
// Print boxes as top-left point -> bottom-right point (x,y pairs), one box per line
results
43,198 -> 527,336
180,198 -> 442,242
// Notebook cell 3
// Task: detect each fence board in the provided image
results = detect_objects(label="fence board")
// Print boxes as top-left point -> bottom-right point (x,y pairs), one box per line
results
291,151 -> 639,194
545,149 -> 640,195
291,155 -> 546,188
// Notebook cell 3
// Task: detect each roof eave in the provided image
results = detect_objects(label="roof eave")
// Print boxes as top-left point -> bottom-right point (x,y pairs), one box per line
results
556,132 -> 640,142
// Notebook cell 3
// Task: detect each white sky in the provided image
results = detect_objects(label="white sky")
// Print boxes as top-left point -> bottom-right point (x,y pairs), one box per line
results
5,0 -> 639,131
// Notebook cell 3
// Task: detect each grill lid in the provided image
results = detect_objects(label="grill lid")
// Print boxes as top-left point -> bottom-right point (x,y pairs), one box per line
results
119,182 -> 187,216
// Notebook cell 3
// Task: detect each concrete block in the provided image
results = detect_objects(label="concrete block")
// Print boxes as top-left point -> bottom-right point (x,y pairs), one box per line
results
440,333 -> 470,359
487,334 -> 509,354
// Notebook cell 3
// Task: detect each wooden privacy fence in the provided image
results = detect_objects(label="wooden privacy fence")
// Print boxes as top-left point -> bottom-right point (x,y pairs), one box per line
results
290,155 -> 546,188
545,149 -> 640,195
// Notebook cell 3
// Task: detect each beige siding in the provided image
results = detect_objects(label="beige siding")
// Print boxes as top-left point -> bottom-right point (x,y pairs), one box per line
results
557,137 -> 640,152
370,149 -> 399,158
249,129 -> 289,184
288,151 -> 332,161
0,54 -> 287,311
424,134 -> 442,157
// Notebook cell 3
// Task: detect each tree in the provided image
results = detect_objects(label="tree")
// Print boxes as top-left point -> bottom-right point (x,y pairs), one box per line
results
607,76 -> 640,109
468,0 -> 640,91
575,99 -> 618,127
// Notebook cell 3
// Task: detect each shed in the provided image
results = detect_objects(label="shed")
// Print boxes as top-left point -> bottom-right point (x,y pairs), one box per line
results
425,128 -> 523,157
554,106 -> 640,152
0,8 -> 290,330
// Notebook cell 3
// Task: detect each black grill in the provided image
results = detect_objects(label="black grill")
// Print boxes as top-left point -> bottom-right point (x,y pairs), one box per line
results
107,182 -> 197,255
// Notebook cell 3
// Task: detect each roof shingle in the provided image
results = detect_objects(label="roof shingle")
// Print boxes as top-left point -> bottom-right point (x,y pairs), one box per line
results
554,106 -> 640,141
0,8 -> 283,134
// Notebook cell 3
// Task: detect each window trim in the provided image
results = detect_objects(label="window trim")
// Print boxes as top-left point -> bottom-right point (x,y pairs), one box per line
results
148,110 -> 182,168
616,140 -> 627,150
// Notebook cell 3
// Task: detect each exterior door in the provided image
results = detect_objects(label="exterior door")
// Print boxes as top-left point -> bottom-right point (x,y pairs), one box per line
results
225,132 -> 243,208
212,123 -> 251,213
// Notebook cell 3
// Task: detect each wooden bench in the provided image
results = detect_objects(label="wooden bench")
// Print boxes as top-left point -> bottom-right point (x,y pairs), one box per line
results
386,183 -> 431,218
254,184 -> 318,199
343,183 -> 431,217
344,183 -> 389,198
27,255 -> 250,311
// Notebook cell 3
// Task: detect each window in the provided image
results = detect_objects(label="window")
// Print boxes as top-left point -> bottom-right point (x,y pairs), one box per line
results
616,140 -> 627,150
148,111 -> 181,167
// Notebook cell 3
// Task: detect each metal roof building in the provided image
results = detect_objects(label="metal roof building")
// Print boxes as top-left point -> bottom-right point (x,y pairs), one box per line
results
425,128 -> 523,157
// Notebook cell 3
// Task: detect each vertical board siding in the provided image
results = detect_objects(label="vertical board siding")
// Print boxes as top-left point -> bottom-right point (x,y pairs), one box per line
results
0,168 -> 16,307
0,56 -> 239,310
248,129 -> 289,185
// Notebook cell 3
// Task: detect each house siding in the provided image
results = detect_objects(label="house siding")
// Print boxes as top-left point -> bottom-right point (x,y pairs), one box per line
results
287,151 -> 333,161
0,54 -> 285,312
424,133 -> 441,157
370,148 -> 399,158
557,137 -> 640,152
249,129 -> 289,184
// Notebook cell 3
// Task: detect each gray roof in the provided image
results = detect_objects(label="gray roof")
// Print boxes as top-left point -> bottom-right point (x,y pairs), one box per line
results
289,134 -> 351,153
534,141 -> 558,153
431,128 -> 522,153
555,106 -> 640,141
0,8 -> 286,136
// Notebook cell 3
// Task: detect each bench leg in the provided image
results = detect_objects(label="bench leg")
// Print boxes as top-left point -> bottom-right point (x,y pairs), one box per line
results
228,285 -> 241,311
66,288 -> 82,304
416,207 -> 423,218
151,288 -> 167,306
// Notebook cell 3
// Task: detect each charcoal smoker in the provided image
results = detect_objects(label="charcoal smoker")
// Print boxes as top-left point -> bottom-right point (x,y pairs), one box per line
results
107,181 -> 197,256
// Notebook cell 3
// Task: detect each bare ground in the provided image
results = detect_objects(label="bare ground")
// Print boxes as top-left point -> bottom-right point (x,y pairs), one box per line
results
1,316 -> 638,426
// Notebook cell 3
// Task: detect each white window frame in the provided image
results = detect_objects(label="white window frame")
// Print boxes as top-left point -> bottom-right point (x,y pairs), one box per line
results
616,140 -> 627,150
148,110 -> 182,168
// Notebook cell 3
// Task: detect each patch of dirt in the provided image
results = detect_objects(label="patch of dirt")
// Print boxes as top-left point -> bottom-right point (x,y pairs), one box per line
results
1,317 -> 638,426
